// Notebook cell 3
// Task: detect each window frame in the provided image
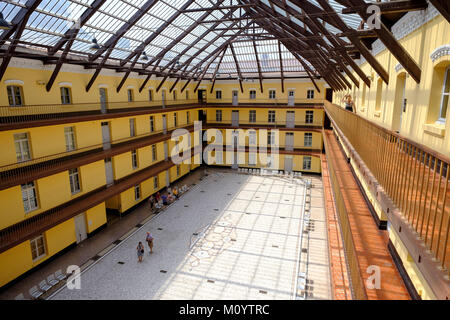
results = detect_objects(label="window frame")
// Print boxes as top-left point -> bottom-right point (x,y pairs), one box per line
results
305,110 -> 314,124
60,87 -> 72,105
268,110 -> 276,123
149,89 -> 153,102
69,168 -> 81,195
303,156 -> 312,170
152,144 -> 157,162
249,90 -> 256,100
438,67 -> 450,123
249,110 -> 256,123
269,90 -> 276,100
134,184 -> 141,201
150,116 -> 155,132
130,118 -> 136,137
64,127 -> 76,152
307,89 -> 314,99
127,89 -> 134,102
215,90 -> 222,100
215,110 -> 222,122
30,234 -> 46,262
21,181 -> 38,213
7,85 -> 24,106
304,133 -> 313,147
153,176 -> 158,189
14,132 -> 32,163
131,150 -> 138,169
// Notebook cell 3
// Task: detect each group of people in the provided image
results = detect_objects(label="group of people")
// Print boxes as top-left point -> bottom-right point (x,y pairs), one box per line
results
147,186 -> 180,211
137,232 -> 154,262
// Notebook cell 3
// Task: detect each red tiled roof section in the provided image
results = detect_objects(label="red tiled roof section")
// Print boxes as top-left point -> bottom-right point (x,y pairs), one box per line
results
323,129 -> 410,300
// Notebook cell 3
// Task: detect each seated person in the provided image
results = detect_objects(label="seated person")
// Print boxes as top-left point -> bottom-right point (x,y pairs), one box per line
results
155,200 -> 163,209
173,187 -> 179,198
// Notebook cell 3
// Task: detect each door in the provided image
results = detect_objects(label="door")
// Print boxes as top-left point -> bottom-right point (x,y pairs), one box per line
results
165,171 -> 170,187
99,88 -> 107,114
286,111 -> 295,128
232,90 -> 238,106
101,122 -> 111,150
74,213 -> 87,244
232,130 -> 239,169
232,110 -> 239,126
164,141 -> 168,161
198,90 -> 206,103
285,132 -> 294,151
162,90 -> 167,107
284,156 -> 293,172
105,158 -> 114,186
162,114 -> 167,134
288,90 -> 295,106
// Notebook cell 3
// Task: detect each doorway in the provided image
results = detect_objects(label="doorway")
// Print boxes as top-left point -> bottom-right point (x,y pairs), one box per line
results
286,111 -> 295,128
99,88 -> 108,114
325,88 -> 333,102
232,90 -> 238,106
232,110 -> 239,127
198,90 -> 206,103
74,213 -> 88,243
101,122 -> 111,150
284,155 -> 293,172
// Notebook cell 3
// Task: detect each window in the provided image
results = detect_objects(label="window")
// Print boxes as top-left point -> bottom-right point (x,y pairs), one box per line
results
21,182 -> 38,213
60,87 -> 71,104
130,118 -> 136,137
304,133 -> 313,147
303,156 -> 312,170
7,85 -> 23,106
361,84 -> 367,107
267,132 -> 276,145
269,90 -> 276,99
127,89 -> 134,102
438,67 -> 450,122
186,111 -> 190,124
216,90 -> 222,100
69,168 -> 81,194
249,152 -> 257,166
134,185 -> 141,201
216,110 -> 222,122
149,89 -> 153,101
30,235 -> 46,261
249,110 -> 256,123
289,90 -> 295,97
150,116 -> 155,132
174,112 -> 178,127
305,111 -> 314,124
307,90 -> 314,99
186,91 -> 189,100
249,130 -> 257,145
131,150 -> 138,169
14,132 -> 31,162
152,144 -> 157,162
173,91 -> 177,101
64,127 -> 76,151
268,110 -> 276,123
153,176 -> 158,189
250,90 -> 256,100
375,79 -> 383,111
176,165 -> 181,176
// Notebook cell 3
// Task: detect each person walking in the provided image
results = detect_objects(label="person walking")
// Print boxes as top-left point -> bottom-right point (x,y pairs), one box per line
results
148,195 -> 154,210
146,232 -> 154,254
137,242 -> 145,262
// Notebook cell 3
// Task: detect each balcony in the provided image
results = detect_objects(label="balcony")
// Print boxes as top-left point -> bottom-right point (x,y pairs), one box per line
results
323,100 -> 450,299
206,97 -> 325,108
206,118 -> 323,129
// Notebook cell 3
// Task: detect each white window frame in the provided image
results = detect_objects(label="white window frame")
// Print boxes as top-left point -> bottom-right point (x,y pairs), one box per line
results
7,85 -> 24,106
30,234 -> 46,262
303,156 -> 312,170
176,165 -> 181,176
21,182 -> 38,213
268,110 -> 276,123
305,110 -> 314,124
174,112 -> 178,127
130,118 -> 136,137
153,176 -> 158,189
60,87 -> 71,104
69,168 -> 81,195
127,89 -> 134,102
186,111 -> 190,124
249,90 -> 256,100
134,184 -> 141,201
438,67 -> 450,123
215,90 -> 222,100
216,110 -> 222,122
14,132 -> 32,162
152,144 -> 157,162
149,89 -> 153,101
307,89 -> 314,99
269,90 -> 276,99
150,116 -> 155,132
65,127 -> 76,151
304,133 -> 313,147
267,132 -> 276,145
249,110 -> 256,123
131,150 -> 138,169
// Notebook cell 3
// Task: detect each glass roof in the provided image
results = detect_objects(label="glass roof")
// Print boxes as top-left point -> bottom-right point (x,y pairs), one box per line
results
0,0 -> 365,80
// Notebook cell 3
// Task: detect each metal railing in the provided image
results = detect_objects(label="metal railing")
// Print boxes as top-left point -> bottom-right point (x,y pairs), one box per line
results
207,97 -> 325,106
0,99 -> 201,125
324,100 -> 450,274
206,118 -> 323,127
323,129 -> 367,300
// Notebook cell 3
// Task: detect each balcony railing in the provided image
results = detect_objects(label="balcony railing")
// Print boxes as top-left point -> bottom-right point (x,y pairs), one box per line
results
206,97 -> 324,106
324,101 -> 450,274
206,118 -> 323,128
0,98 -> 201,126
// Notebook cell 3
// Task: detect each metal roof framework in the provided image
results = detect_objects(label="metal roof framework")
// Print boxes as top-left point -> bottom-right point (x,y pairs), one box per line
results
0,0 -> 444,93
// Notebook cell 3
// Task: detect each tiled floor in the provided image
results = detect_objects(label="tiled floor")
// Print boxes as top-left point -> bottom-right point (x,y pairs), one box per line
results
49,169 -> 331,300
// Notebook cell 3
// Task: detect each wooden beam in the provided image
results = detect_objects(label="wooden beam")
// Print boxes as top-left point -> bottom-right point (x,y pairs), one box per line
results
342,0 -> 428,14
252,39 -> 264,93
278,40 -> 285,93
429,0 -> 450,23
169,77 -> 180,93
181,79 -> 192,94
156,75 -> 169,93
229,43 -> 244,93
